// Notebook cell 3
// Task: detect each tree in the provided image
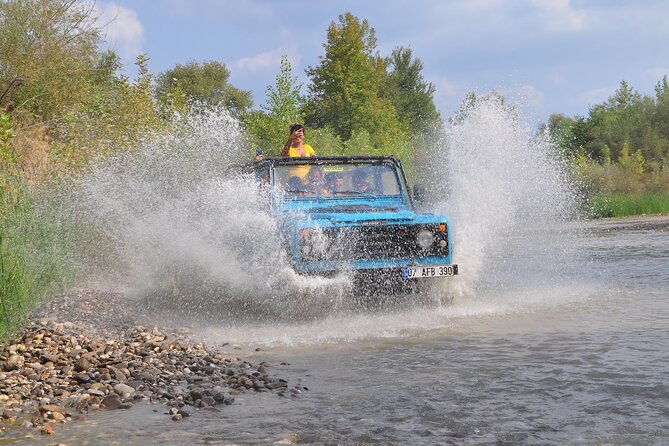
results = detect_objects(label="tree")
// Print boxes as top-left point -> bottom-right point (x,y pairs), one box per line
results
651,75 -> 669,160
305,12 -> 400,144
155,60 -> 252,115
0,0 -> 103,121
587,80 -> 653,161
243,55 -> 304,155
383,47 -> 442,135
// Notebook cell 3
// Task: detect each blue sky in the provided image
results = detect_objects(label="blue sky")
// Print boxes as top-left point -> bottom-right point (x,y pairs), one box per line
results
96,0 -> 669,125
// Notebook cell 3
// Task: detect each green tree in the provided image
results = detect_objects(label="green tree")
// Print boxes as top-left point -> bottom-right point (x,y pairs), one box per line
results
0,0 -> 103,121
587,80 -> 654,161
651,75 -> 669,160
383,46 -> 442,135
305,12 -> 400,144
243,55 -> 304,155
155,60 -> 252,115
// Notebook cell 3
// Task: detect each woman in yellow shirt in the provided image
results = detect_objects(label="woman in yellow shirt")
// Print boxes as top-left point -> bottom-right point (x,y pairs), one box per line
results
281,124 -> 316,157
281,123 -> 316,179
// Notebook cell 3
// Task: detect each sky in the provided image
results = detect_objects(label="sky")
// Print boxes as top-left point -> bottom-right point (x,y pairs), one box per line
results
95,0 -> 669,125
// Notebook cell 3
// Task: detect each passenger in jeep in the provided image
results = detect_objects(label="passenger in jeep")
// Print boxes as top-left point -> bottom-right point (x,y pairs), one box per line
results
326,172 -> 345,195
352,169 -> 373,193
306,166 -> 328,195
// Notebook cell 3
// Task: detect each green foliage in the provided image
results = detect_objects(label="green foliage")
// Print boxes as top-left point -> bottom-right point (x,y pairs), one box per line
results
264,55 -> 304,124
0,0 -> 103,121
155,60 -> 252,115
1,180 -> 73,339
547,76 -> 669,216
383,47 -> 442,135
306,13 -> 398,141
53,54 -> 166,174
302,12 -> 417,170
617,140 -> 645,176
590,192 -> 669,218
0,114 -> 18,184
305,127 -> 343,155
242,55 -> 304,156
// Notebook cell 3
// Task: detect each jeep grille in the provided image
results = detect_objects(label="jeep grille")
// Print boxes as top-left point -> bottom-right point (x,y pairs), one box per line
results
302,224 -> 449,261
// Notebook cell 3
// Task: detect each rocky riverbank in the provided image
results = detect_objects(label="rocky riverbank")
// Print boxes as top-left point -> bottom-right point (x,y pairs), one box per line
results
0,289 -> 303,437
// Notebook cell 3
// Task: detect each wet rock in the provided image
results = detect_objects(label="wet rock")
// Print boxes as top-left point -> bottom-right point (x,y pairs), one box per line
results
189,389 -> 203,401
113,383 -> 135,398
100,394 -> 121,409
48,411 -> 66,421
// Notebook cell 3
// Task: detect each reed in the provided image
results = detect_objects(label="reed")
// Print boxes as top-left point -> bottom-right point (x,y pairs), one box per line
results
591,193 -> 669,218
0,180 -> 73,339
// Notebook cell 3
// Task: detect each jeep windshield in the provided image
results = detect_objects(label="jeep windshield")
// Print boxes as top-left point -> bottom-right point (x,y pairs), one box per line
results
274,162 -> 402,199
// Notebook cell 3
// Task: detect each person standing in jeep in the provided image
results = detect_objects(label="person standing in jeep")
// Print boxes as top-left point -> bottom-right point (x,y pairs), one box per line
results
280,124 -> 316,158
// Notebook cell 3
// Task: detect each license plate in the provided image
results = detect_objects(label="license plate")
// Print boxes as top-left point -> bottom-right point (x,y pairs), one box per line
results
402,264 -> 458,279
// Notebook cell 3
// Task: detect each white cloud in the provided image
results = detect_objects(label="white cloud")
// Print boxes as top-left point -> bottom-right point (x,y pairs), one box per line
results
231,48 -> 300,74
430,76 -> 463,117
642,67 -> 669,83
581,86 -> 614,107
96,2 -> 144,62
532,0 -> 587,32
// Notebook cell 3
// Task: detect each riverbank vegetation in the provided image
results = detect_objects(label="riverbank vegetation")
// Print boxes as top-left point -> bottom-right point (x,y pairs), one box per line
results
1,0 -> 668,336
545,79 -> 669,217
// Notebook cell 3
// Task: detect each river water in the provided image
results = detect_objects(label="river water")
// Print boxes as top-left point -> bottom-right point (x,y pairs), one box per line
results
24,215 -> 669,445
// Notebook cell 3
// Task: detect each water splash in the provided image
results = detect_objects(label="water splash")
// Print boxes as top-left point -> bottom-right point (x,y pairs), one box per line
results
70,106 -> 351,323
427,95 -> 578,299
64,100 -> 585,346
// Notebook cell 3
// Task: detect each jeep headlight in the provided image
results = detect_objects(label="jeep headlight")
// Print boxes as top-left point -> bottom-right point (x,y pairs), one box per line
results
416,229 -> 435,250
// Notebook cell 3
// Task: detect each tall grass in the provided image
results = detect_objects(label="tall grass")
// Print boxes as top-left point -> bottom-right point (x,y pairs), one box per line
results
591,193 -> 669,218
0,180 -> 73,340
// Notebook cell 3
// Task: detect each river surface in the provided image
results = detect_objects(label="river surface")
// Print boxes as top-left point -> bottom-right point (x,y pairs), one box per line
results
20,216 -> 669,445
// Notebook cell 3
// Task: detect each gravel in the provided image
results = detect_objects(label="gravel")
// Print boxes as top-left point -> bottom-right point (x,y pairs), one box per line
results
0,288 -> 305,436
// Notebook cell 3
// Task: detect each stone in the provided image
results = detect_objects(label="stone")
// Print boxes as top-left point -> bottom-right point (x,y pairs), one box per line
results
74,357 -> 91,372
4,355 -> 24,371
40,353 -> 60,364
100,394 -> 121,409
113,383 -> 135,398
48,411 -> 66,421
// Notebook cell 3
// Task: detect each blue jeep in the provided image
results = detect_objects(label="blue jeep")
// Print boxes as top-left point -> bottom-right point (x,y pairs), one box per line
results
250,156 -> 458,287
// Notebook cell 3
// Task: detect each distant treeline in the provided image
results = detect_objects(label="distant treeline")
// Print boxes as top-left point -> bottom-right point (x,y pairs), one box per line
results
543,79 -> 669,216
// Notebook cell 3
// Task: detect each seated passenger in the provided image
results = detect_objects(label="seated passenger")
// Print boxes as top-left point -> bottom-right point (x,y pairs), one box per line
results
326,173 -> 345,195
286,175 -> 305,193
306,166 -> 328,195
352,170 -> 373,193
